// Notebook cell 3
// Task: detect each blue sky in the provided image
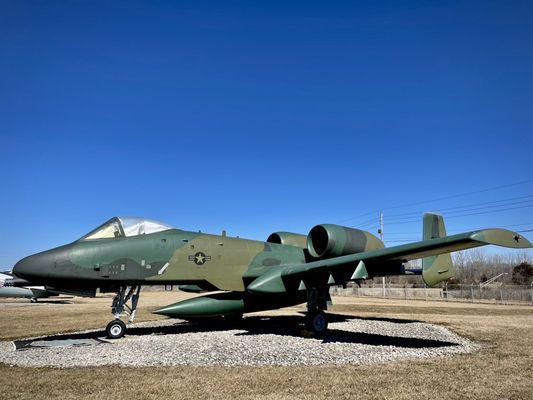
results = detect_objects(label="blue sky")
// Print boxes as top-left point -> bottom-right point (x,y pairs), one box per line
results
1,1 -> 532,267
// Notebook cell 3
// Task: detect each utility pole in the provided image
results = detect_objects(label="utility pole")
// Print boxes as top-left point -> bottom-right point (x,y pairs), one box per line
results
378,210 -> 384,241
378,211 -> 385,297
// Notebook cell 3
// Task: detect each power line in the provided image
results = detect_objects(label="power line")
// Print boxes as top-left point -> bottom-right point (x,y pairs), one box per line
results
448,224 -> 533,234
381,222 -> 533,236
384,200 -> 533,223
384,194 -> 533,220
340,178 -> 533,225
352,217 -> 379,228
384,203 -> 533,225
382,204 -> 533,227
355,222 -> 380,230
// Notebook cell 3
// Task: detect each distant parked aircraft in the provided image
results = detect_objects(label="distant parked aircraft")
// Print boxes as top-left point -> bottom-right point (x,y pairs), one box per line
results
0,272 -> 57,302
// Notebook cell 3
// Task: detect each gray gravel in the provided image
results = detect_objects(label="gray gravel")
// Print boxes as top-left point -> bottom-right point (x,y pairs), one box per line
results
0,316 -> 478,367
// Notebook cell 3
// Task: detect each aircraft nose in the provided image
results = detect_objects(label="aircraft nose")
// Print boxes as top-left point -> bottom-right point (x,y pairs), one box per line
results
13,252 -> 53,280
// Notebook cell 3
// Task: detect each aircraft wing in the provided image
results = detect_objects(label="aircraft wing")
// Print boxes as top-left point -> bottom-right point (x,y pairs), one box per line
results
247,228 -> 532,294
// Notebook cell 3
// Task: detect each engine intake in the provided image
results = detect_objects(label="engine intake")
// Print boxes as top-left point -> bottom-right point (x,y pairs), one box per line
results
307,224 -> 384,258
267,232 -> 308,248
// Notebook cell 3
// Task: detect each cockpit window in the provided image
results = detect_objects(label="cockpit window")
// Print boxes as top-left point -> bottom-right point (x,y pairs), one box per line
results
80,217 -> 173,241
81,218 -> 123,240
118,217 -> 174,237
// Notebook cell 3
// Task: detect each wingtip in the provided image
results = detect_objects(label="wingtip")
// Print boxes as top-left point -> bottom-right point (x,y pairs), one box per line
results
470,229 -> 533,249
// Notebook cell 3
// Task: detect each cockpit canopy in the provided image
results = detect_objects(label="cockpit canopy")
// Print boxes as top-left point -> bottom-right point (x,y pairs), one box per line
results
80,217 -> 174,241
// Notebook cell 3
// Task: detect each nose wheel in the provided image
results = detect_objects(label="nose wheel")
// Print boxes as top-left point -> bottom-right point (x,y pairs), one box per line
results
106,319 -> 126,339
105,286 -> 142,339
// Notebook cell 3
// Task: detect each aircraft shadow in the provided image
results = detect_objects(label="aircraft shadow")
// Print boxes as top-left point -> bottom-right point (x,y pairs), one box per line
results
34,300 -> 73,304
299,312 -> 423,324
20,313 -> 457,349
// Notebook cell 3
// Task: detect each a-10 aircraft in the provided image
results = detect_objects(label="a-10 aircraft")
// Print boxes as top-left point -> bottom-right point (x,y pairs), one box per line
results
9,214 -> 531,339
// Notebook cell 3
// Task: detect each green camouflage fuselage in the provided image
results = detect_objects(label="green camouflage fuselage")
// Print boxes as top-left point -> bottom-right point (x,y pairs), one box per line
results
22,229 -> 306,292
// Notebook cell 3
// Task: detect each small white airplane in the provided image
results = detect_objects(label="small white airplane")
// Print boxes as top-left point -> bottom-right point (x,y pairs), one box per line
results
0,271 -> 58,302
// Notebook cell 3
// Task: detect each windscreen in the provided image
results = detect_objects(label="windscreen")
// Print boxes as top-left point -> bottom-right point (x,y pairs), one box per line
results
79,217 -> 173,241
80,218 -> 123,240
118,217 -> 173,237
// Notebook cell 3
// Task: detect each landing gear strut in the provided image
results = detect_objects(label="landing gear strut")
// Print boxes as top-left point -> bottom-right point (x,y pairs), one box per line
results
304,286 -> 329,336
106,286 -> 141,339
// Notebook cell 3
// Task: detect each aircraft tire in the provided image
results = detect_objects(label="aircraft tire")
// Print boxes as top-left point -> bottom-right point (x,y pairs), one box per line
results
106,319 -> 126,339
30,297 -> 38,303
306,311 -> 328,336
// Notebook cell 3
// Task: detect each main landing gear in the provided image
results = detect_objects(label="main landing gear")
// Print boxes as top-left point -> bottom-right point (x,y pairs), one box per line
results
105,286 -> 142,339
304,286 -> 329,336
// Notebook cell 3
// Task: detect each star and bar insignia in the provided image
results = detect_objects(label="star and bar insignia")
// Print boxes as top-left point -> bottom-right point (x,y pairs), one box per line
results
188,252 -> 211,266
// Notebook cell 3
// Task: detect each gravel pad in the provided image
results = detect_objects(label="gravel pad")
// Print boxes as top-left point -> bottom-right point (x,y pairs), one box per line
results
0,315 -> 478,367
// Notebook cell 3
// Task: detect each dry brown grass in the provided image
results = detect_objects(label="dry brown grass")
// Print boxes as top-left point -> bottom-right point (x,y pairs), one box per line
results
1,293 -> 532,400
0,291 -> 192,341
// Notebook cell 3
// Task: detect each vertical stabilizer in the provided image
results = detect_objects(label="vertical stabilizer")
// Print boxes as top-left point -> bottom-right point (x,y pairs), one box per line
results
422,213 -> 455,286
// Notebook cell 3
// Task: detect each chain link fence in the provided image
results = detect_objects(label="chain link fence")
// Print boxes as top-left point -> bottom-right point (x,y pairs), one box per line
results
330,281 -> 533,305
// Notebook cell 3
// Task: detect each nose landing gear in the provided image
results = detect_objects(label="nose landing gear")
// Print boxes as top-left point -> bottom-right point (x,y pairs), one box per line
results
105,286 -> 142,339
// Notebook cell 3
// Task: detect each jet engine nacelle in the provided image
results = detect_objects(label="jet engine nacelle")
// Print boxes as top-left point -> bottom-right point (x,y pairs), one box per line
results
266,231 -> 308,248
307,224 -> 384,258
